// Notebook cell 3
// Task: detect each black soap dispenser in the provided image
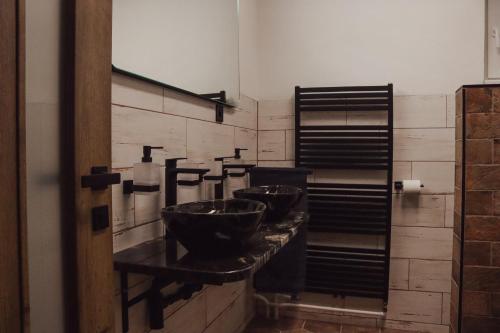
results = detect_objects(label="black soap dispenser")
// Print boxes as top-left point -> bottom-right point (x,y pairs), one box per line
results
133,146 -> 163,195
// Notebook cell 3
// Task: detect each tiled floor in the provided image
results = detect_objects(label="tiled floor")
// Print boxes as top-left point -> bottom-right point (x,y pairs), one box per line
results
242,316 -> 415,333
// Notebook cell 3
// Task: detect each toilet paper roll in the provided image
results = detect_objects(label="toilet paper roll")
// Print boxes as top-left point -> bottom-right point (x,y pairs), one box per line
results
402,180 -> 422,194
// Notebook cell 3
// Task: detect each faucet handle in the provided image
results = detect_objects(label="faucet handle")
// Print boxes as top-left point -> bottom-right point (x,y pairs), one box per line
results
234,148 -> 248,159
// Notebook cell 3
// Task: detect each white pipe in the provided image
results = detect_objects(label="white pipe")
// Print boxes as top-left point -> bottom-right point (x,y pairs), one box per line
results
253,294 -> 270,318
253,294 -> 386,318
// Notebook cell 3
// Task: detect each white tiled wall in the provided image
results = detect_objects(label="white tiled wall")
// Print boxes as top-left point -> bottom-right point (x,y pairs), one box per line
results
257,94 -> 456,332
111,73 -> 257,332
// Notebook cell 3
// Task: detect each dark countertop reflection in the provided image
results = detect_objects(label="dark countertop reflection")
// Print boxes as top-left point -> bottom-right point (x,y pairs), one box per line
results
114,212 -> 307,285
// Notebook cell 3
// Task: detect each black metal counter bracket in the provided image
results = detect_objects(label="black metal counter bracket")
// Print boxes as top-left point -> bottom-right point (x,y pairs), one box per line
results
119,272 -> 203,332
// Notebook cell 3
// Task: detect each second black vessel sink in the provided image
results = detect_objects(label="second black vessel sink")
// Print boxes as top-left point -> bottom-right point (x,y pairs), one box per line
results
233,185 -> 303,223
162,199 -> 266,257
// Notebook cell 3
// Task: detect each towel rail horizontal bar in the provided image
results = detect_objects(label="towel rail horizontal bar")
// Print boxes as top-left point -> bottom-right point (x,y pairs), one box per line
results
298,105 -> 388,112
307,183 -> 388,189
297,92 -> 389,99
299,131 -> 388,138
299,125 -> 388,131
308,188 -> 387,196
297,85 -> 390,93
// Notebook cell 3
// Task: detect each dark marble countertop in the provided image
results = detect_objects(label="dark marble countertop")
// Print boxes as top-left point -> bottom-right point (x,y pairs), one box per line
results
113,212 -> 307,285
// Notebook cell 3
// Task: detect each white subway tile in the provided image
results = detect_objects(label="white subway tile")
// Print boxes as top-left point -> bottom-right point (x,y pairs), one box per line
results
394,128 -> 454,162
112,74 -> 163,112
411,162 -> 455,194
113,220 -> 163,253
112,105 -> 187,168
346,111 -> 386,126
386,290 -> 443,324
302,111 -> 346,126
409,259 -> 452,293
390,259 -> 409,290
225,109 -> 255,130
187,119 -> 235,161
285,129 -> 295,160
313,169 -> 387,185
394,95 -> 447,129
379,319 -> 449,333
258,130 -> 286,160
163,89 -> 214,122
163,292 -> 207,333
112,168 -> 134,232
206,281 -> 246,324
392,195 -> 445,228
257,160 -> 295,168
235,128 -> 257,160
391,226 -> 453,260
442,293 -> 451,325
203,293 -> 248,333
446,94 -> 456,128
134,192 -> 161,226
258,99 -> 294,130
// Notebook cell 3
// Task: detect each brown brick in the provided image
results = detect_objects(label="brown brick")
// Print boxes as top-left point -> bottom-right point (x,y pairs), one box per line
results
465,191 -> 493,215
466,113 -> 495,139
452,257 -> 461,283
465,216 -> 500,241
465,88 -> 492,113
455,187 -> 462,214
463,291 -> 491,315
466,165 -> 500,190
495,192 -> 500,216
454,211 -> 462,238
492,87 -> 500,112
463,266 -> 500,292
495,139 -> 500,164
455,165 -> 462,188
492,243 -> 500,267
466,140 -> 492,164
464,241 -> 491,266
450,301 -> 459,333
456,140 -> 463,165
492,293 -> 500,315
462,316 -> 500,333
451,278 -> 460,305
456,115 -> 463,140
453,235 -> 461,263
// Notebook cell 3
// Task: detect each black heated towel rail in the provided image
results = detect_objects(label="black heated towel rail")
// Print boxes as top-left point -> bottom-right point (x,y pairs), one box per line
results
306,245 -> 387,299
295,84 -> 393,306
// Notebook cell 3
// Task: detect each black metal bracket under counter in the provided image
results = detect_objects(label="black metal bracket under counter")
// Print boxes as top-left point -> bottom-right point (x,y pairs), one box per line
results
114,212 -> 307,332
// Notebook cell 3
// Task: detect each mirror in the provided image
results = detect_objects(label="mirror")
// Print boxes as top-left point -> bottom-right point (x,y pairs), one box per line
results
112,0 -> 240,102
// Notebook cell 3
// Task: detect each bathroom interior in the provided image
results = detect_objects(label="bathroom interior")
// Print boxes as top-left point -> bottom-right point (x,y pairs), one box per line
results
3,0 -> 500,333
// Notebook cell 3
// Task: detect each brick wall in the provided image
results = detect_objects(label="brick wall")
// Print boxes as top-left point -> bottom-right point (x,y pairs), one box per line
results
452,86 -> 500,333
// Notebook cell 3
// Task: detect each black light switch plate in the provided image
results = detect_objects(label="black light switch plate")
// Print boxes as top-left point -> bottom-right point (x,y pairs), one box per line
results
92,205 -> 109,231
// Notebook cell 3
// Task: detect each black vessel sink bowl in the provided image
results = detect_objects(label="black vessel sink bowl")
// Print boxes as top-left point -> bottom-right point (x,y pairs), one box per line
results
162,199 -> 266,257
233,185 -> 303,223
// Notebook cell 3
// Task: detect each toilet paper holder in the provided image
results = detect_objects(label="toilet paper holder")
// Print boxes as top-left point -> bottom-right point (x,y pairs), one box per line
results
394,180 -> 425,191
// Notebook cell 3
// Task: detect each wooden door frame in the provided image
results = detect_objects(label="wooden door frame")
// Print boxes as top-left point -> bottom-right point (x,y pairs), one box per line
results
65,0 -> 115,331
0,0 -> 29,332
